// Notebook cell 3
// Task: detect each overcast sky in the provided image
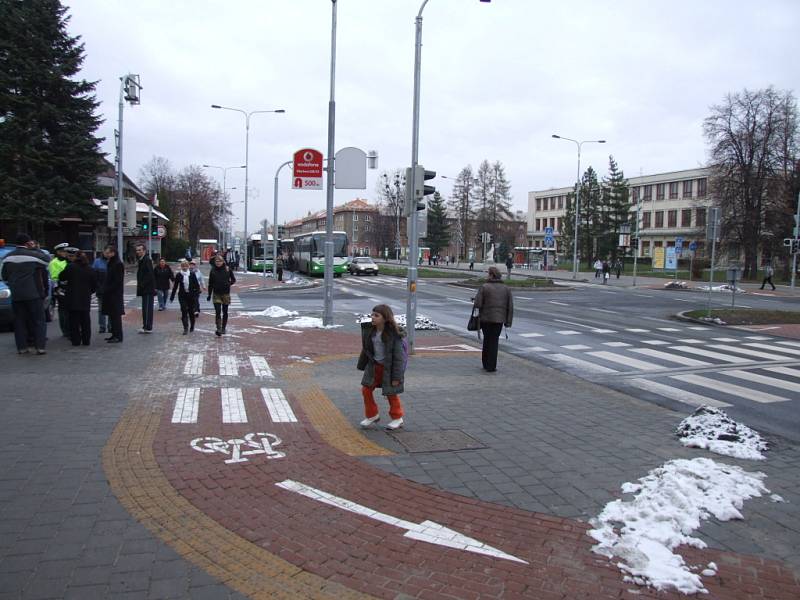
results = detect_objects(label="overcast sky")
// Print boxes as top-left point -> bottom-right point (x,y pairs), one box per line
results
64,0 -> 799,232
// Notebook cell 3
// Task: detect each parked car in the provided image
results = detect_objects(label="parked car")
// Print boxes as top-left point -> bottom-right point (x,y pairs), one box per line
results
348,257 -> 379,276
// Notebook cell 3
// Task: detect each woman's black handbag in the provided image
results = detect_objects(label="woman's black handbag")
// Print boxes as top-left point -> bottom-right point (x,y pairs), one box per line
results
467,307 -> 480,331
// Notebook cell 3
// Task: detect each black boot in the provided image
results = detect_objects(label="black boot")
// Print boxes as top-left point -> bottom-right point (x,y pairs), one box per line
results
215,317 -> 222,337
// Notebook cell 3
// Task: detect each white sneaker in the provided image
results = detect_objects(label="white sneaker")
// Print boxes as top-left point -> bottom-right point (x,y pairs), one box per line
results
385,418 -> 404,431
359,415 -> 380,428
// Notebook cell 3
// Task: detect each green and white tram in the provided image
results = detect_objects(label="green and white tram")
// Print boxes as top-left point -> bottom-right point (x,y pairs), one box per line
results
294,231 -> 349,276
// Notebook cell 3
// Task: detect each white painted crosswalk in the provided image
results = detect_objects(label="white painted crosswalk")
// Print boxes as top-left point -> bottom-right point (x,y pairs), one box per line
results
171,386 -> 298,424
261,388 -> 297,422
221,388 -> 247,423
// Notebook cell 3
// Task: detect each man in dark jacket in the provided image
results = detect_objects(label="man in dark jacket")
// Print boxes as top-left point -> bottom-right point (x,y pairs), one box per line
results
1,233 -> 50,354
135,244 -> 156,333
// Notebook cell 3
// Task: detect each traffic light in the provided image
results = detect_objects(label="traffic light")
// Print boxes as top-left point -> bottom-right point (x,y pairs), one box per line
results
793,239 -> 800,254
140,221 -> 149,233
404,165 -> 436,216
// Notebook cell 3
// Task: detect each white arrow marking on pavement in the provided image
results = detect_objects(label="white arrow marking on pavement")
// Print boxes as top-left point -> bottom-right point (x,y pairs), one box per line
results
416,344 -> 480,352
275,479 -> 528,564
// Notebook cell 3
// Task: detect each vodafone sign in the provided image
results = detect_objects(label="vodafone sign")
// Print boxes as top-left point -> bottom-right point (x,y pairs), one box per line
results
292,148 -> 323,190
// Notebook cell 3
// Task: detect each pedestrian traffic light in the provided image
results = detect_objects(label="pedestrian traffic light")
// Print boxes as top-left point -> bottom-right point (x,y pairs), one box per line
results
404,165 -> 436,216
140,221 -> 149,232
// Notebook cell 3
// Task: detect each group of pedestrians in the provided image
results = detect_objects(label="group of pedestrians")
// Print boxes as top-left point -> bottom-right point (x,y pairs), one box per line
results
593,257 -> 623,283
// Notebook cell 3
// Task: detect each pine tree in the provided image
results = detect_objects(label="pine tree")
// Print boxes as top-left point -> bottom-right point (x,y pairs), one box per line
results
601,155 -> 630,262
0,0 -> 104,235
488,161 -> 512,234
447,165 -> 475,260
426,191 -> 450,257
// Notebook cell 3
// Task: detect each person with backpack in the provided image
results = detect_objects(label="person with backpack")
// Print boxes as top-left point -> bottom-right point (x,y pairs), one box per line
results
357,304 -> 406,431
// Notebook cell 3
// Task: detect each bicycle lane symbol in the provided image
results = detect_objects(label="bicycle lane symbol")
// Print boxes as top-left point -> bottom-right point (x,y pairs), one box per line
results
190,432 -> 285,464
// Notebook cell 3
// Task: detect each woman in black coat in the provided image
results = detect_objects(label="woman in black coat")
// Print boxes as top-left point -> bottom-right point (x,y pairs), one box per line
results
207,254 -> 236,336
154,258 -> 174,311
170,260 -> 200,334
58,252 -> 97,346
102,245 -> 125,343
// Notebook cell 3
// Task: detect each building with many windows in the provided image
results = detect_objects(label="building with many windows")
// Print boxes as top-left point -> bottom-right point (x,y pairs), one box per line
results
283,198 -> 380,257
528,167 -> 713,259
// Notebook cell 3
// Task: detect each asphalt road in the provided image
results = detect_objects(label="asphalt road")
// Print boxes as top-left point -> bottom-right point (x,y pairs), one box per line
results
234,272 -> 800,444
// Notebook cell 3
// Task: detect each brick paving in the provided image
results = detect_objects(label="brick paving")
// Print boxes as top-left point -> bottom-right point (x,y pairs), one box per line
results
2,299 -> 800,598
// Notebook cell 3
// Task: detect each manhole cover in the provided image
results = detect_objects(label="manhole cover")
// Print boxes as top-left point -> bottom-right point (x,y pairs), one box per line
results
388,429 -> 487,453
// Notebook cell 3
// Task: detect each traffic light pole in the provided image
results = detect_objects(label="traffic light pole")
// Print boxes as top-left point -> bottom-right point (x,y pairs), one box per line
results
147,204 -> 153,257
792,190 -> 799,290
406,1 -> 428,354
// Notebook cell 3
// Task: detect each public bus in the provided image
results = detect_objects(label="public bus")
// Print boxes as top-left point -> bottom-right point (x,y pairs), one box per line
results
247,233 -> 276,272
294,231 -> 349,276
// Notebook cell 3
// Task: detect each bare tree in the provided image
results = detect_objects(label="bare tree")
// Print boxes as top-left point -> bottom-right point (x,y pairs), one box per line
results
448,166 -> 475,260
703,87 -> 799,277
173,165 -> 222,249
375,169 -> 406,259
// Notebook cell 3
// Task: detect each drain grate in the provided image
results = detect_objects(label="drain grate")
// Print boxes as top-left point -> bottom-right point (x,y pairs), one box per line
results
388,429 -> 487,453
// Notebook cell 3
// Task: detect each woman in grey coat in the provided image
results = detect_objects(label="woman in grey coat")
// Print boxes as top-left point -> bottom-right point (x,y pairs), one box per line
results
357,304 -> 406,430
473,266 -> 513,372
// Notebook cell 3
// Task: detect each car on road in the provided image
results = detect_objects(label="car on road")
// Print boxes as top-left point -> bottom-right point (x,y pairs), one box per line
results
347,257 -> 379,276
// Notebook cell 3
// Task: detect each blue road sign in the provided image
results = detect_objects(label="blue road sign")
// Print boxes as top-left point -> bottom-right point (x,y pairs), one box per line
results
544,226 -> 554,235
689,241 -> 698,252
675,236 -> 684,248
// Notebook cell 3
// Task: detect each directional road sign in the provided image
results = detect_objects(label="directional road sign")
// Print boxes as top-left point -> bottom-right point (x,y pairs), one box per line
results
689,241 -> 698,252
544,226 -> 554,235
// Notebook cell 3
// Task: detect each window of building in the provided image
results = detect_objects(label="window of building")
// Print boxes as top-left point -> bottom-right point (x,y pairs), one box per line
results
697,178 -> 707,198
642,240 -> 651,256
681,209 -> 692,228
653,241 -> 663,248
353,225 -> 358,232
682,180 -> 693,197
656,183 -> 665,200
655,211 -> 664,228
643,185 -> 652,201
353,214 -> 358,221
696,208 -> 706,227
667,210 -> 677,228
642,211 -> 652,229
550,197 -> 556,210
557,217 -> 563,231
535,218 -> 540,231
550,217 -> 556,229
669,182 -> 679,199
364,214 -> 371,221
558,196 -> 564,210
536,199 -> 541,211
632,188 -> 639,202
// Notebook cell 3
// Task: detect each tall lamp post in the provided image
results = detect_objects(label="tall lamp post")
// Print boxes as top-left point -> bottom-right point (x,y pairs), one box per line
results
441,174 -> 478,264
210,104 -> 285,273
202,164 -> 245,249
272,160 -> 293,279
115,74 -> 141,261
551,134 -> 606,279
406,0 -> 491,353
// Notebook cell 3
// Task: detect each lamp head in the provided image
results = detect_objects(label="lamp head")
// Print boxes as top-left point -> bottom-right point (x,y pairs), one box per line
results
275,109 -> 286,113
211,104 -> 221,109
551,134 -> 560,139
598,140 -> 607,143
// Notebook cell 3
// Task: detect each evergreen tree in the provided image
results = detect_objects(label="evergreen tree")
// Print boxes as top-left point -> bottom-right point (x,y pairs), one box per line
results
601,155 -> 630,262
473,160 -> 493,249
0,0 -> 104,235
447,165 -> 475,260
488,160 -> 512,234
569,167 -> 601,269
426,191 -> 450,257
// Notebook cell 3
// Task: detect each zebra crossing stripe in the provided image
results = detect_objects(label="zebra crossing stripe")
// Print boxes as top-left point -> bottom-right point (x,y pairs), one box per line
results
641,340 -> 670,346
669,346 -> 751,363
548,354 -> 618,374
221,388 -> 247,423
670,373 -> 790,404
184,354 -> 204,375
556,330 -> 580,335
726,369 -> 800,394
172,388 -> 200,423
603,342 -> 631,347
219,355 -> 238,376
766,366 -> 800,380
628,378 -> 731,408
591,329 -> 616,333
777,340 -> 800,348
249,356 -> 273,378
744,342 -> 800,357
519,332 -> 544,338
625,328 -> 649,333
629,347 -> 710,367
708,344 -> 793,362
587,351 -> 665,371
261,388 -> 297,422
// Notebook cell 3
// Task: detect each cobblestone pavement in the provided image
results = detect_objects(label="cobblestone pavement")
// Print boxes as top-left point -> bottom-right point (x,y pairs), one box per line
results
2,303 -> 799,599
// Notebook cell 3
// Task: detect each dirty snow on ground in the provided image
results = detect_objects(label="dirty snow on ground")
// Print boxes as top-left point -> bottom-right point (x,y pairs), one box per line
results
288,355 -> 315,363
355,313 -> 440,330
675,406 -> 768,461
664,281 -> 689,289
697,284 -> 745,293
589,457 -> 769,595
280,316 -> 342,329
244,306 -> 299,318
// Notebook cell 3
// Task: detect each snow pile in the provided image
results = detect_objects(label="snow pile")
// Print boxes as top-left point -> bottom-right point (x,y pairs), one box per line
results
589,457 -> 769,595
288,355 -> 315,364
244,306 -> 299,318
699,316 -> 726,325
664,280 -> 689,289
282,275 -> 307,285
280,316 -> 341,329
675,406 -> 768,460
697,284 -> 744,293
355,313 -> 440,330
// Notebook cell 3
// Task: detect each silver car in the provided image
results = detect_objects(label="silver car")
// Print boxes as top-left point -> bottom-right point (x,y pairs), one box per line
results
348,257 -> 379,276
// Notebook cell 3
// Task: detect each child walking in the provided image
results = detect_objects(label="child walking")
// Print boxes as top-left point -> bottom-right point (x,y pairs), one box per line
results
357,304 -> 405,430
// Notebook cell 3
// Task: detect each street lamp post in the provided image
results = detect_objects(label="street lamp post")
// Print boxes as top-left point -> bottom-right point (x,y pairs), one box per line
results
115,74 -> 141,261
202,164 -> 245,249
210,104 -> 285,273
632,199 -> 642,286
272,160 -> 293,279
551,134 -> 606,279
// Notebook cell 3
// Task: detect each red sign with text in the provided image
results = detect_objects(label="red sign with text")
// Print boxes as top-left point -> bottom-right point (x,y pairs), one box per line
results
292,148 -> 323,190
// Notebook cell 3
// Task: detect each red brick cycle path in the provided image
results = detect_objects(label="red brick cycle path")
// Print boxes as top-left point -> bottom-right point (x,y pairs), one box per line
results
104,311 -> 800,599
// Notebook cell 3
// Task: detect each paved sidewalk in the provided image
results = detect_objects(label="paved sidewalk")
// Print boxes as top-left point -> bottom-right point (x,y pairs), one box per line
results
2,304 -> 799,598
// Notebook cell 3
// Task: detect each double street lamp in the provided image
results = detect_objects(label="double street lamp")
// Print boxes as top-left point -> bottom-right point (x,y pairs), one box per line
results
551,134 -> 606,279
210,104 -> 285,272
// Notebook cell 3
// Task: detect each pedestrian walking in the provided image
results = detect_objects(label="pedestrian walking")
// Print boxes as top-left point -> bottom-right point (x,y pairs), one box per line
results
760,262 -> 776,290
207,254 -> 236,336
276,254 -> 284,282
593,258 -> 603,278
170,260 -> 200,334
602,260 -> 610,284
102,245 -> 125,343
469,258 -> 475,271
135,244 -> 156,333
154,258 -> 174,311
472,266 -> 513,372
59,251 -> 96,346
505,254 -> 513,279
357,304 -> 406,431
1,233 -> 50,355
189,261 -> 205,317
614,258 -> 622,279
49,242 -> 71,336
92,252 -> 108,333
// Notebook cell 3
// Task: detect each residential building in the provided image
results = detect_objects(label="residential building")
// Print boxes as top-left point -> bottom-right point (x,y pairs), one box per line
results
283,198 -> 381,257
